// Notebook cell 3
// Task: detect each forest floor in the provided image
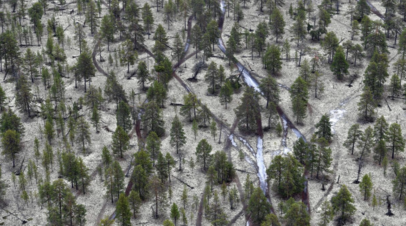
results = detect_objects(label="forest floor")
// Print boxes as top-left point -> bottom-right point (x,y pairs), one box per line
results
0,0 -> 406,225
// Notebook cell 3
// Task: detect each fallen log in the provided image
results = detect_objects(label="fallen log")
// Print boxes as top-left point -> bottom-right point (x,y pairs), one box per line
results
173,176 -> 194,189
170,102 -> 184,106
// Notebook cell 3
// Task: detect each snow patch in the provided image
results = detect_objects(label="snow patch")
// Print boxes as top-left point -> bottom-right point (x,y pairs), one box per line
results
236,63 -> 262,93
229,134 -> 238,147
329,109 -> 346,134
256,137 -> 268,193
292,128 -> 306,142
184,41 -> 190,53
220,0 -> 225,13
238,137 -> 255,155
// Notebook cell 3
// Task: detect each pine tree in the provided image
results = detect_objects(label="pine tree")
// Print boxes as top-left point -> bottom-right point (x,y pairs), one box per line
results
261,214 -> 280,226
137,61 -> 150,91
116,101 -> 132,133
359,218 -> 372,226
299,59 -> 312,86
0,31 -> 19,74
131,165 -> 149,200
234,87 -> 260,133
372,194 -> 378,210
357,87 -> 376,122
0,109 -> 25,137
170,115 -> 186,155
292,17 -> 306,46
150,175 -> 167,218
195,139 -> 212,171
163,220 -> 175,226
192,119 -> 198,140
147,81 -> 167,108
359,174 -> 373,201
102,146 -> 112,167
210,121 -> 217,141
125,2 -> 144,49
318,201 -> 334,226
181,185 -> 188,209
331,46 -> 349,80
356,0 -> 370,19
142,101 -> 165,136
263,45 -> 282,74
390,74 -> 402,100
386,123 -> 405,159
0,86 -> 6,112
399,28 -> 406,59
247,187 -> 271,224
290,77 -> 308,124
352,44 -> 363,66
363,52 -> 389,100
86,0 -> 99,34
344,124 -> 362,155
2,130 -> 20,167
91,106 -> 100,132
331,185 -> 356,225
154,24 -> 169,51
205,61 -> 219,95
393,166 -> 406,200
180,93 -> 199,122
74,51 -> 95,93
120,39 -> 138,73
112,126 -> 130,158
128,190 -> 141,218
100,15 -> 115,51
23,48 -> 38,83
142,3 -> 154,37
134,149 -> 153,177
173,34 -> 184,62
15,75 -> 33,117
207,20 -> 220,50
219,81 -> 233,109
315,140 -> 332,179
355,126 -> 373,183
365,31 -> 387,56
267,154 -> 304,198
170,203 -> 180,225
75,117 -> 91,153
44,120 -> 55,144
146,132 -> 161,166
116,193 -> 131,226
315,114 -> 333,142
284,201 -> 310,226
293,137 -> 310,165
260,74 -> 280,109
207,191 -> 229,225
198,104 -> 211,127
373,116 -> 388,141
374,139 -> 387,165
269,8 -> 285,42
106,161 -> 125,203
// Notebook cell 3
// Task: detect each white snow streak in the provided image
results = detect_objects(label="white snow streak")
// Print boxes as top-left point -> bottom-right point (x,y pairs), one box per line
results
329,109 -> 346,134
256,137 -> 268,193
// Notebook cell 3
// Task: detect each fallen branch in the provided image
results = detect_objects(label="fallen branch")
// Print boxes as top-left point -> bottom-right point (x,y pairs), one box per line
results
235,168 -> 255,174
173,176 -> 194,189
170,102 -> 184,106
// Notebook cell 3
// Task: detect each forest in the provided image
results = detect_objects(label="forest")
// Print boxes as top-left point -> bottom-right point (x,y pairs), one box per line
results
0,0 -> 406,224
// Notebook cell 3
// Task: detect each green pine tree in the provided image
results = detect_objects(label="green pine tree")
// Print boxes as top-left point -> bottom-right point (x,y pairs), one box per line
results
247,187 -> 271,224
331,185 -> 356,225
359,174 -> 373,201
330,46 -> 349,80
112,126 -> 130,158
116,193 -> 132,226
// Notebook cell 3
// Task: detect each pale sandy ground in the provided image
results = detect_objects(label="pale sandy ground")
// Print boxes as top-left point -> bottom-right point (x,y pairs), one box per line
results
1,0 -> 406,225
